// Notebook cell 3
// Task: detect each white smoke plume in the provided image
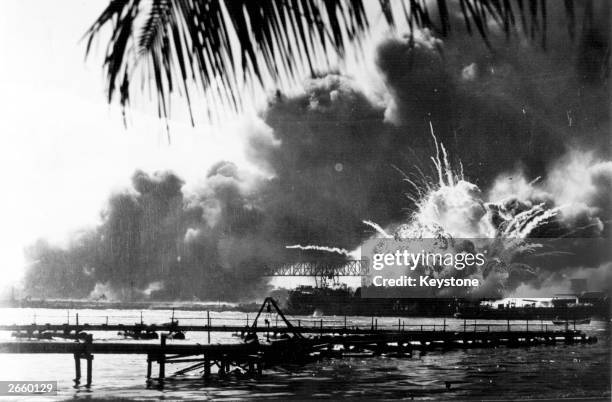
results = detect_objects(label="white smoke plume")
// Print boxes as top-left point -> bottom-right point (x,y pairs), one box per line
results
23,1 -> 609,301
363,134 -> 611,297
286,245 -> 353,258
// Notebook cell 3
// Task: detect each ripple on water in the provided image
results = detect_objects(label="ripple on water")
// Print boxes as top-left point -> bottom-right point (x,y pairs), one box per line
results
0,309 -> 609,400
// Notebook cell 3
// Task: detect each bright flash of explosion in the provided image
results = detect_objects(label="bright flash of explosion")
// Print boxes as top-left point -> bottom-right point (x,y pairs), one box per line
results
288,125 -> 570,296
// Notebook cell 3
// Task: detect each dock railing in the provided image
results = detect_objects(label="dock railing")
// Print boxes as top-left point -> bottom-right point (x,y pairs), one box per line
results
4,310 -> 585,339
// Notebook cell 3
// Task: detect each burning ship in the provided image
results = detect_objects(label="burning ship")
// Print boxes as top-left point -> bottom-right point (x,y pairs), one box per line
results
454,294 -> 608,321
284,285 -> 609,320
454,279 -> 610,320
285,284 -> 459,317
276,136 -> 611,322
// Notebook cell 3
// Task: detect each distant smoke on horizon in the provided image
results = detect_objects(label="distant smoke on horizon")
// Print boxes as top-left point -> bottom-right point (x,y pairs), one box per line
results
24,1 -> 610,301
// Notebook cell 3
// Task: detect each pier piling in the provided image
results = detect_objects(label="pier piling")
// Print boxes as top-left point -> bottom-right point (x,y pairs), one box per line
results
204,354 -> 211,379
0,297 -> 599,387
146,355 -> 152,379
86,355 -> 93,387
73,353 -> 81,384
159,334 -> 166,380
206,311 -> 211,344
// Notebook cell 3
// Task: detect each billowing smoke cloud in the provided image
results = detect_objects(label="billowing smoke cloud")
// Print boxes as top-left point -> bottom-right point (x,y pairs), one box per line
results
25,167 -> 280,301
489,151 -> 612,237
376,2 -> 610,184
250,74 -> 409,249
362,140 -> 612,298
484,151 -> 612,295
24,1 -> 609,300
510,262 -> 612,298
358,0 -> 610,296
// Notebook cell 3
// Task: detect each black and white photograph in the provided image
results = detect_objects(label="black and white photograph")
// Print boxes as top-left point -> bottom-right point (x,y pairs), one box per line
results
0,1 -> 610,400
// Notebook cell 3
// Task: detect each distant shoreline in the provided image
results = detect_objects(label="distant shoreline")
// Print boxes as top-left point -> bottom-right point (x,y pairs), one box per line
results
0,299 -> 263,312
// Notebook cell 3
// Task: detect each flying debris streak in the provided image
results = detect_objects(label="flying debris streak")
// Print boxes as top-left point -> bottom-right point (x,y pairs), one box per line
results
286,244 -> 352,257
362,220 -> 393,239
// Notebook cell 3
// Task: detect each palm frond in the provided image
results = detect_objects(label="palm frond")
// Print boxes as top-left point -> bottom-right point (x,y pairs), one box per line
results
84,0 -> 584,126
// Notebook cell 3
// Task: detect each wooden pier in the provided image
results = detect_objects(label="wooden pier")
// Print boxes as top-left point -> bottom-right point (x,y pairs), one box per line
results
0,319 -> 584,337
0,298 -> 598,388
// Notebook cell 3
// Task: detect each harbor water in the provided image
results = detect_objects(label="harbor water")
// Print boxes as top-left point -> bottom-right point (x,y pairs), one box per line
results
0,307 -> 609,400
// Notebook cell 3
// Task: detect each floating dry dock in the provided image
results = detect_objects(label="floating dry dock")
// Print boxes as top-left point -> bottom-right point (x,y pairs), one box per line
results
0,298 -> 597,387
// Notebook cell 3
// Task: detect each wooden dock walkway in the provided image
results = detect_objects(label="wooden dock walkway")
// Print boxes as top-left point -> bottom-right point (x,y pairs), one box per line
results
0,318 -> 582,336
0,298 -> 598,388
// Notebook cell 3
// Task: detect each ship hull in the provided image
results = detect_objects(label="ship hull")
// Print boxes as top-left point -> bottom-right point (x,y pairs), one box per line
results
454,306 -> 594,320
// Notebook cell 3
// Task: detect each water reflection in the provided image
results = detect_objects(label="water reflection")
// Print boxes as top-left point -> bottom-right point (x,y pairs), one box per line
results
0,308 -> 609,400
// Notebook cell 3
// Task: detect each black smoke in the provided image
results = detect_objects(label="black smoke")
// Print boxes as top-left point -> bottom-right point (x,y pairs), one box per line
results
24,1 -> 610,300
25,167 -> 278,301
376,1 -> 610,183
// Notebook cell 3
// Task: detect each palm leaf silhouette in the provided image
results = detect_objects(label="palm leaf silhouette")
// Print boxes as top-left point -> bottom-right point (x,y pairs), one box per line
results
84,0 -> 580,124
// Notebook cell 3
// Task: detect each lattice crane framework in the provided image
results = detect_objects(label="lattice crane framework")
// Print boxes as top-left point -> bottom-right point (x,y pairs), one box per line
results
263,260 -> 369,287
